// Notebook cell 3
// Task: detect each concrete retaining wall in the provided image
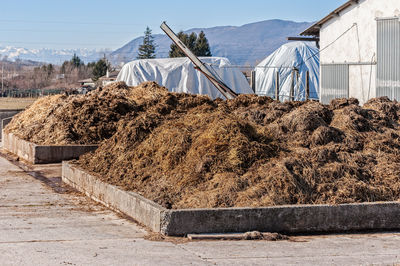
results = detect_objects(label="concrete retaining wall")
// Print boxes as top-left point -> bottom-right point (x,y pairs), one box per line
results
62,162 -> 166,232
163,203 -> 400,235
62,162 -> 400,236
0,109 -> 23,140
3,131 -> 98,164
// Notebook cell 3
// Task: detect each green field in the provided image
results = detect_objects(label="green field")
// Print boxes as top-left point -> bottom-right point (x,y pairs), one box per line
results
0,98 -> 37,110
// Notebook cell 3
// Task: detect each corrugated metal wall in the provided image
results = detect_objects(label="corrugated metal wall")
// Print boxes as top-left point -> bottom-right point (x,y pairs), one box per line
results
320,64 -> 349,104
377,18 -> 400,100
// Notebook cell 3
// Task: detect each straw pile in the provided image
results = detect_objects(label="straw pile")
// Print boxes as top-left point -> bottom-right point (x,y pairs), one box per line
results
5,82 -> 167,145
8,80 -> 400,209
75,84 -> 400,209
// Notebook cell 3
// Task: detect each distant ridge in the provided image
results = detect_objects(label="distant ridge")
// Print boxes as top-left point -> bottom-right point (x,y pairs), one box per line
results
0,46 -> 106,65
0,20 -> 313,66
111,19 -> 313,66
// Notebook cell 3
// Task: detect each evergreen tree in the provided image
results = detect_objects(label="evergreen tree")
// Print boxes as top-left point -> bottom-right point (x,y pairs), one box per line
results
169,32 -> 187,58
187,32 -> 197,51
169,31 -> 211,58
42,64 -> 54,78
194,31 -> 212,56
87,62 -> 96,68
47,64 -> 54,75
61,54 -> 83,73
60,61 -> 68,74
137,27 -> 156,59
71,53 -> 83,67
92,57 -> 110,81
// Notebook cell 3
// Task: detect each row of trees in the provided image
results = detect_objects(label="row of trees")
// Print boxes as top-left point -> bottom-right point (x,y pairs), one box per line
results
60,54 -> 110,81
2,54 -> 111,91
137,27 -> 212,59
2,26 -> 210,91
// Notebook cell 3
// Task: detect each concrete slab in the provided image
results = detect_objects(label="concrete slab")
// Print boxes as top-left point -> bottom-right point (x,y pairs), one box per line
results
2,131 -> 98,164
0,239 -> 208,266
62,161 -> 400,236
0,155 -> 209,265
2,154 -> 400,265
181,233 -> 400,265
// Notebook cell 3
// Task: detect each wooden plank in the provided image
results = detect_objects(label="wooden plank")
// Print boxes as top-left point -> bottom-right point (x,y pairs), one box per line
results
287,37 -> 319,42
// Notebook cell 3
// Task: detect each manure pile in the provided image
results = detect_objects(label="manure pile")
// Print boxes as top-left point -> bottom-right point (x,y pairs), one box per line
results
5,82 -> 167,145
75,86 -> 400,209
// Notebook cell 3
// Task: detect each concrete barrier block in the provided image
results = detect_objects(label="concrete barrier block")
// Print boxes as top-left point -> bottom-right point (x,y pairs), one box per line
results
62,162 -> 166,232
2,131 -> 98,164
162,203 -> 400,236
61,162 -> 400,236
3,130 -> 36,162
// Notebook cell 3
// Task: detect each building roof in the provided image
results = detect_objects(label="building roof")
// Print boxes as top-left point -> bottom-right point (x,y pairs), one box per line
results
300,0 -> 360,36
99,71 -> 119,81
78,78 -> 94,83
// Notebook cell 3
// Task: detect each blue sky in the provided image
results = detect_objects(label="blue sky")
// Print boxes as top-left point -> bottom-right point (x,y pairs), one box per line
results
1,0 -> 347,50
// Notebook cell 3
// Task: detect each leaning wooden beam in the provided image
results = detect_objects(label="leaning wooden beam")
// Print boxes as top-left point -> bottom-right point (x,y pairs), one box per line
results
161,22 -> 238,99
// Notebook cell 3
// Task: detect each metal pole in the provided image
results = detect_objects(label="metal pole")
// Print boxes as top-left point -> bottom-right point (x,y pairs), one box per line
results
1,63 -> 3,95
306,71 -> 310,100
251,70 -> 256,93
296,69 -> 300,101
275,71 -> 280,101
290,69 -> 295,101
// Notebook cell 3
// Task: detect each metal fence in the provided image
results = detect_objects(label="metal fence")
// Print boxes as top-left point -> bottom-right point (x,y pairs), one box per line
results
0,88 -> 66,98
377,17 -> 400,100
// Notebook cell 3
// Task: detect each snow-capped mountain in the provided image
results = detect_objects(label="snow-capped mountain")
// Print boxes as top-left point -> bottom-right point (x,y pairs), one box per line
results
0,19 -> 313,66
0,46 -> 105,65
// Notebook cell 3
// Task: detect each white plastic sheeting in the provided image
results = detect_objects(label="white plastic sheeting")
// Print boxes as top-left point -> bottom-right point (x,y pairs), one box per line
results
255,41 -> 319,101
117,57 -> 253,99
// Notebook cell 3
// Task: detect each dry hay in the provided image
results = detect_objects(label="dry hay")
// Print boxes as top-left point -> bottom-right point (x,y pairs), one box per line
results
76,85 -> 400,209
8,79 -> 400,209
5,82 -> 168,145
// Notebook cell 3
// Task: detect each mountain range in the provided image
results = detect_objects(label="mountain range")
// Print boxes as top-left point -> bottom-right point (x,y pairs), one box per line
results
0,46 -> 108,65
110,19 -> 312,66
0,20 -> 312,66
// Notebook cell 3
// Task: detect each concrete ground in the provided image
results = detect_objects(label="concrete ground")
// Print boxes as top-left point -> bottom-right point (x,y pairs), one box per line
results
1,154 -> 400,265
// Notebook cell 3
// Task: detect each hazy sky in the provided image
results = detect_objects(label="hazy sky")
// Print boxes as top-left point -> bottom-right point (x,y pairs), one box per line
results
1,0 -> 348,50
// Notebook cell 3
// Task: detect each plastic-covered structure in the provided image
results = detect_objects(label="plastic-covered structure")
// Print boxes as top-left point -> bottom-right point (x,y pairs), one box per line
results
255,41 -> 319,101
117,57 -> 253,99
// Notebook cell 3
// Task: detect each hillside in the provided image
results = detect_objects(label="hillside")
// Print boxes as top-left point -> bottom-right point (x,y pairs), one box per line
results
110,19 -> 312,66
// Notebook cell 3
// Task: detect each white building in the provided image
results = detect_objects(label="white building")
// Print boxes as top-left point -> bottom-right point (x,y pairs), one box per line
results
301,0 -> 400,104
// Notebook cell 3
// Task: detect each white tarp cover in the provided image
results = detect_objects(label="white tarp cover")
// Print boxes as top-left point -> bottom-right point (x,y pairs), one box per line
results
255,41 -> 319,101
117,57 -> 253,99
